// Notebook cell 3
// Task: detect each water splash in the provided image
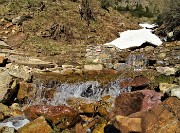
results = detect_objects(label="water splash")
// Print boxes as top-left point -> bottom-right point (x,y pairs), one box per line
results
25,76 -> 132,106
0,116 -> 29,130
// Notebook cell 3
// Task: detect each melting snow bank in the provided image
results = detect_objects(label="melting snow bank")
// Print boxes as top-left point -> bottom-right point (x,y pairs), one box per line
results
139,23 -> 157,29
105,24 -> 162,49
0,116 -> 29,130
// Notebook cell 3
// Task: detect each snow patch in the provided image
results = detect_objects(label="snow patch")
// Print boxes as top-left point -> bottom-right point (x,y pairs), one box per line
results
139,23 -> 157,29
105,23 -> 162,49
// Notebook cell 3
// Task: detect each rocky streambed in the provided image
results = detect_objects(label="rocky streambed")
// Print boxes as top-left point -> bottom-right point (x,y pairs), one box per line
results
0,25 -> 180,132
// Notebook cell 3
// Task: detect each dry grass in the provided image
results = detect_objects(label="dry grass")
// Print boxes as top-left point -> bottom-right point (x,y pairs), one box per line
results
0,0 -> 139,65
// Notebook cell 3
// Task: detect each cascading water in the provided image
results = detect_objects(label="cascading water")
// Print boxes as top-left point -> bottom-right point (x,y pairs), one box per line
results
25,76 -> 132,106
25,53 -> 148,106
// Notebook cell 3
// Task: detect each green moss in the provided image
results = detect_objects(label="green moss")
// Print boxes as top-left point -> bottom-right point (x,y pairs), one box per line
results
155,74 -> 174,84
33,71 -> 120,86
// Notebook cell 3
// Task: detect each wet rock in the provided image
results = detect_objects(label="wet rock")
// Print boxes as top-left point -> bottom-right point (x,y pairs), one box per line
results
120,76 -> 150,90
0,127 -> 15,133
24,105 -> 80,129
0,116 -> 30,130
17,81 -> 34,101
156,66 -> 177,76
9,103 -> 23,117
79,103 -> 95,114
97,106 -> 109,116
0,41 -> 10,49
18,116 -> 52,133
114,115 -> 142,133
78,115 -> 100,132
142,97 -> 180,133
113,90 -> 162,116
92,123 -> 106,133
84,64 -> 103,71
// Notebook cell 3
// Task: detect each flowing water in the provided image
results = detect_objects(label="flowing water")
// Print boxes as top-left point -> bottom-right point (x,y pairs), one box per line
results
26,77 -> 132,106
25,53 -> 147,106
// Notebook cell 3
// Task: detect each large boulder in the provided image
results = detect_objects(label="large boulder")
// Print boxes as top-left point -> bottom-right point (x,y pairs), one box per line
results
141,97 -> 180,133
113,90 -> 162,116
6,64 -> 32,82
24,105 -> 80,129
18,116 -> 52,133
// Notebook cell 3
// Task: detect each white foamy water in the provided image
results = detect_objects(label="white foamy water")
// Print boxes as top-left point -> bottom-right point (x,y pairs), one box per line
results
0,116 -> 30,130
25,77 -> 133,106
25,52 -> 149,106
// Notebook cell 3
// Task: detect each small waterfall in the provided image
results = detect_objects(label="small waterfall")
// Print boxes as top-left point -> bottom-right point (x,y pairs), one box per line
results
25,76 -> 133,106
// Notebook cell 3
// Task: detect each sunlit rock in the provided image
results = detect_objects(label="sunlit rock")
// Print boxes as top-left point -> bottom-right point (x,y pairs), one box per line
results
6,64 -> 32,82
156,66 -> 177,76
141,97 -> 180,133
0,126 -> 15,133
115,115 -> 142,133
18,116 -> 52,133
0,41 -> 10,49
160,83 -> 180,99
84,64 -> 103,71
0,103 -> 11,117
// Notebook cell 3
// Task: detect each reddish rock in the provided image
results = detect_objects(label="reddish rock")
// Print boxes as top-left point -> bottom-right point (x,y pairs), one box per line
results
141,97 -> 180,133
120,76 -> 150,89
24,105 -> 80,129
113,90 -> 162,116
